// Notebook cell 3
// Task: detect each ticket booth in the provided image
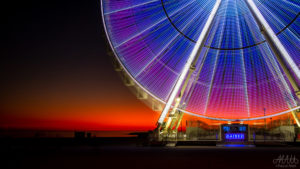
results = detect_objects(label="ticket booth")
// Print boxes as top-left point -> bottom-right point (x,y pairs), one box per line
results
221,124 -> 248,143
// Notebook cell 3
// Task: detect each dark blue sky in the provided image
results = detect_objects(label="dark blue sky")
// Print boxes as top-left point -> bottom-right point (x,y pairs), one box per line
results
0,0 -> 158,130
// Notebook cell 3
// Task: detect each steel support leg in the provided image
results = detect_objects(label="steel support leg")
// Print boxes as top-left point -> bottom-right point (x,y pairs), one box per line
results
246,0 -> 300,127
157,0 -> 222,125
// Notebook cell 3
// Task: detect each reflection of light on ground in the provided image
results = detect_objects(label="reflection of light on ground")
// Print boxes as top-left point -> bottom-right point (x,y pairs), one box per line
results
223,144 -> 246,147
216,144 -> 256,148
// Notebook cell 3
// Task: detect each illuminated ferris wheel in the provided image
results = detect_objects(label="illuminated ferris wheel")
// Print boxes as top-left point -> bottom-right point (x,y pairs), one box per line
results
101,0 -> 300,131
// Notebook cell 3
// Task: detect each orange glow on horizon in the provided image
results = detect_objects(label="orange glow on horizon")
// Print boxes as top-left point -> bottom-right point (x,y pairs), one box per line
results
0,86 -> 160,131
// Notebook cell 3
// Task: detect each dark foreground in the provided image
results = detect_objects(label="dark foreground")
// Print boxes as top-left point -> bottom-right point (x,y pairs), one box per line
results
1,138 -> 300,169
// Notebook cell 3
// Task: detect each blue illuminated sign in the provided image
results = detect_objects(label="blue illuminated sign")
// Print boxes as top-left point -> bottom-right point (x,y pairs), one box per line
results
239,126 -> 246,132
223,126 -> 230,132
225,133 -> 245,140
222,125 -> 248,142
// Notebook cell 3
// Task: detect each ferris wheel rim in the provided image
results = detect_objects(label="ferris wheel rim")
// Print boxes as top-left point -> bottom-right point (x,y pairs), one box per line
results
100,0 -> 300,121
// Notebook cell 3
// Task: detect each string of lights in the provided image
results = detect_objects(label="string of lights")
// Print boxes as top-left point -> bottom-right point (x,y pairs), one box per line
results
102,0 -> 300,120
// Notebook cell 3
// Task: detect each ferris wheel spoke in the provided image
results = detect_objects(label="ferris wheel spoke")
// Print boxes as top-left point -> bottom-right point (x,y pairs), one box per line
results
134,1 -> 209,78
104,0 -> 160,15
102,0 -> 300,121
115,0 -> 197,48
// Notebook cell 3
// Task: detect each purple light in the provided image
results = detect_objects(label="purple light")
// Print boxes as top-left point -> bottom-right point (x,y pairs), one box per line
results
102,0 -> 300,120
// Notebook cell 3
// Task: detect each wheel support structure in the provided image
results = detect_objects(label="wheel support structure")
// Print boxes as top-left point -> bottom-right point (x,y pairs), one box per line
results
246,0 -> 300,127
156,0 -> 222,141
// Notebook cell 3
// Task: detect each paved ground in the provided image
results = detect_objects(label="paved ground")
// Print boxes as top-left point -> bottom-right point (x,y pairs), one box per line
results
1,138 -> 300,169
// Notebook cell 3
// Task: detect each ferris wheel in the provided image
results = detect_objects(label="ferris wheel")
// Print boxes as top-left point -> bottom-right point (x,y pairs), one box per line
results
101,0 -> 300,128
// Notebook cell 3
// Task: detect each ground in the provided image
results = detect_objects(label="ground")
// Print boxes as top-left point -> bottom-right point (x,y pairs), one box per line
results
1,138 -> 300,169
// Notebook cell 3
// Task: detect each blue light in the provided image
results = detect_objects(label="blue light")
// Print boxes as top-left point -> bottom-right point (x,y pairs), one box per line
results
102,0 -> 300,120
224,144 -> 246,147
239,126 -> 246,132
223,126 -> 230,132
225,133 -> 245,140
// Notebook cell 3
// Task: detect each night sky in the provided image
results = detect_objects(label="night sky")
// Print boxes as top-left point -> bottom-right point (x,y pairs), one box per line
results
0,0 -> 159,131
